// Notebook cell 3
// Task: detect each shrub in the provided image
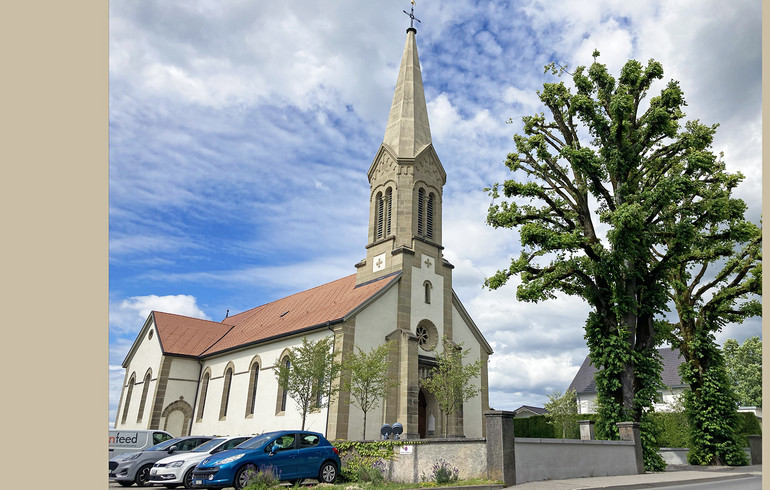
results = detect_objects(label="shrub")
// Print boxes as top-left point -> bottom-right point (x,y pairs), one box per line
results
431,459 -> 459,484
355,459 -> 386,484
243,464 -> 281,490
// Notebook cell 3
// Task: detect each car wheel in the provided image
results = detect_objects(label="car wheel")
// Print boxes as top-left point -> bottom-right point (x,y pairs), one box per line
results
318,461 -> 337,484
117,482 -> 133,487
135,464 -> 154,487
234,463 -> 258,490
183,467 -> 196,489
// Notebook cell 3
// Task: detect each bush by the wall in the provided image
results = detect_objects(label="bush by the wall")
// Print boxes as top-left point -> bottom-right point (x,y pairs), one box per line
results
512,415 -> 555,438
647,411 -> 690,448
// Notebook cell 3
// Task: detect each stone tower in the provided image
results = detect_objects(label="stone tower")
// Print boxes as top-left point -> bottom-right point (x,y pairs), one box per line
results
354,26 -> 460,439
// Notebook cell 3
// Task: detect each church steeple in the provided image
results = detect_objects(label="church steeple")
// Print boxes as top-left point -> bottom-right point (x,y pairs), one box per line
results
382,28 -> 432,159
356,23 -> 447,285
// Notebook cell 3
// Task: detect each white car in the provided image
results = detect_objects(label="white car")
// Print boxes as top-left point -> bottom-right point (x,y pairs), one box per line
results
149,435 -> 251,488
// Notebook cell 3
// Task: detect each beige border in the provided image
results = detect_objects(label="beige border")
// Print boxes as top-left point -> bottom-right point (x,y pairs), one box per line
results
3,2 -> 107,488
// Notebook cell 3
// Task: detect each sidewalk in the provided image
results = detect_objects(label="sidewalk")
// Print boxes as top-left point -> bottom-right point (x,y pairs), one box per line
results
508,464 -> 762,489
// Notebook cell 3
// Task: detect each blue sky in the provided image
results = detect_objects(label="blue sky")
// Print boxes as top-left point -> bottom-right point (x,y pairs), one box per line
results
109,0 -> 762,423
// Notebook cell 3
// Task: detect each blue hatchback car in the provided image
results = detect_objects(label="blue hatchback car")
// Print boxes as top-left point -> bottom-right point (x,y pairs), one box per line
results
191,430 -> 341,489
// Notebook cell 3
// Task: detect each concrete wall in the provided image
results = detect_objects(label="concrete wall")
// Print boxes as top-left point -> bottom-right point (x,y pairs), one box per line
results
378,437 -> 638,484
514,438 -> 636,483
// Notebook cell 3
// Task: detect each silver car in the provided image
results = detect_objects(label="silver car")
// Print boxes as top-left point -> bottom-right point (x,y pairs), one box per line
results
109,436 -> 213,487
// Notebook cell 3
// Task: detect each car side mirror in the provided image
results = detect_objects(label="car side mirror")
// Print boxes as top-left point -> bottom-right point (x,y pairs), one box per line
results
167,445 -> 178,453
270,444 -> 280,455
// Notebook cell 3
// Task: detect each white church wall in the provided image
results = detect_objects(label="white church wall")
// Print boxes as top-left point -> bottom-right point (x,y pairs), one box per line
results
190,329 -> 334,437
158,357 -> 200,432
347,285 -> 399,440
451,304 -> 484,438
116,319 -> 164,429
410,253 -> 445,345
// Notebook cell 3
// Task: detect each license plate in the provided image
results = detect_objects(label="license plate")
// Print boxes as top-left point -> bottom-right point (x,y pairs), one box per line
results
195,480 -> 202,485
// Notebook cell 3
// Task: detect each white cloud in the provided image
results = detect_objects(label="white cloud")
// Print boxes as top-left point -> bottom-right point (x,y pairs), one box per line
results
110,294 -> 210,336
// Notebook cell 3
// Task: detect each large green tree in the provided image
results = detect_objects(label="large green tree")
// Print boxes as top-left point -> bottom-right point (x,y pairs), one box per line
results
275,336 -> 341,430
486,51 -> 745,470
724,336 -> 763,408
341,342 -> 399,440
420,338 -> 482,438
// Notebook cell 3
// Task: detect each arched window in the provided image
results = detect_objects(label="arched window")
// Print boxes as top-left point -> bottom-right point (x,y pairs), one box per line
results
424,281 -> 432,304
136,369 -> 152,423
417,188 -> 425,235
375,192 -> 384,239
281,358 -> 290,411
426,193 -> 435,239
385,187 -> 392,236
219,366 -> 233,420
121,373 -> 136,424
245,360 -> 260,417
196,372 -> 210,421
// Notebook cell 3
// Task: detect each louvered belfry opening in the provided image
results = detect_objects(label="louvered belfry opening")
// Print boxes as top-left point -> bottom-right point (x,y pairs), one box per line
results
426,192 -> 434,239
417,187 -> 425,235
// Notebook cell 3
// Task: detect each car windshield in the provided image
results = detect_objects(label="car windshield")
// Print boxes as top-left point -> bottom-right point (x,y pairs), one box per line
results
147,438 -> 182,451
237,433 -> 277,450
191,438 -> 227,453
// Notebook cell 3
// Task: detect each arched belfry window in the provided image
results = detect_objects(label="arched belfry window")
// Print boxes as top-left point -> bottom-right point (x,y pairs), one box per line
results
375,188 -> 393,240
427,192 -> 435,239
417,188 -> 425,235
196,371 -> 210,421
375,191 -> 384,239
121,373 -> 136,424
385,188 -> 392,236
424,280 -> 432,304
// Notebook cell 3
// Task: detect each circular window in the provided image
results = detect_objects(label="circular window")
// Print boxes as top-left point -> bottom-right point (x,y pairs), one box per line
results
415,320 -> 438,352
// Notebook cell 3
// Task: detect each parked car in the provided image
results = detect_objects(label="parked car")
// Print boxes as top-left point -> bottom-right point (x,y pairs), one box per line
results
109,429 -> 174,457
149,435 -> 251,488
191,430 -> 341,489
109,435 -> 214,487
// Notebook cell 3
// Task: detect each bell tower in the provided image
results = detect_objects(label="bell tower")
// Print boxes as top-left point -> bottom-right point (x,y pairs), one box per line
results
355,26 -> 447,287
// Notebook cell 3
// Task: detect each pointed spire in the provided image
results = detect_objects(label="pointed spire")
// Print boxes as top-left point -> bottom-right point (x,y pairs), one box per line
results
382,28 -> 432,159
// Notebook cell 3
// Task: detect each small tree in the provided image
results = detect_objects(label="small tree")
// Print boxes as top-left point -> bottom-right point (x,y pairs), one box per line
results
724,337 -> 762,408
544,389 -> 578,438
274,336 -> 341,430
420,338 -> 482,438
341,341 -> 399,440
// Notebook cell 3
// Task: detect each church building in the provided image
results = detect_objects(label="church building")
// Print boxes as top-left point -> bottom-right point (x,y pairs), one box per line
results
114,24 -> 493,441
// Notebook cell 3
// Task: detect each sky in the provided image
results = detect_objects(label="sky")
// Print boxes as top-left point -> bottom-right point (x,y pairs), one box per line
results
109,0 -> 762,423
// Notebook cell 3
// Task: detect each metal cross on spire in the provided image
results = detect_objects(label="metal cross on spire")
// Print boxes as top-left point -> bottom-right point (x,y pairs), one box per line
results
403,1 -> 421,29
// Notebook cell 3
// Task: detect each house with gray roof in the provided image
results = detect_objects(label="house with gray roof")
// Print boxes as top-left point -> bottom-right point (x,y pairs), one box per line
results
567,347 -> 687,414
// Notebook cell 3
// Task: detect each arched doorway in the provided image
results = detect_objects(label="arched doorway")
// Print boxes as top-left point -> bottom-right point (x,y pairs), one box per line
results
161,398 -> 193,437
418,389 -> 427,438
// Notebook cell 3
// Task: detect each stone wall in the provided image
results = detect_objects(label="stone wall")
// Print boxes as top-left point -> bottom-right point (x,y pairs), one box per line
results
385,438 -> 487,483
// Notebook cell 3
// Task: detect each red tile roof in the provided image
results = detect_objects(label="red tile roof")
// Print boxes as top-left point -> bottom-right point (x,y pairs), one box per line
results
152,272 -> 400,358
153,311 -> 235,357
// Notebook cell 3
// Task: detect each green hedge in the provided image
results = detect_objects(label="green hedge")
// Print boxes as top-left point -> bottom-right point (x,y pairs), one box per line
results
512,412 -> 760,448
